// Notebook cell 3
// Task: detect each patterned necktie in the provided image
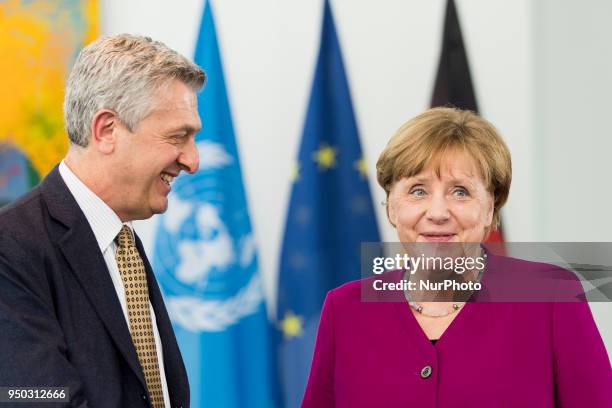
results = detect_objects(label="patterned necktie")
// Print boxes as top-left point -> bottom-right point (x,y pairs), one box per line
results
115,225 -> 165,408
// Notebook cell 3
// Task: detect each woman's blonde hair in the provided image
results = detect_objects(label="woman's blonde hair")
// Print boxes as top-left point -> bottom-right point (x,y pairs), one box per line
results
376,107 -> 512,229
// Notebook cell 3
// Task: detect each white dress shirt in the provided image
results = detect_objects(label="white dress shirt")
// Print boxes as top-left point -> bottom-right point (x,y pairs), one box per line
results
59,160 -> 171,408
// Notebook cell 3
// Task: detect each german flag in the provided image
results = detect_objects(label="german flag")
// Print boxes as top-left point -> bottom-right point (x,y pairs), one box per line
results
431,0 -> 505,244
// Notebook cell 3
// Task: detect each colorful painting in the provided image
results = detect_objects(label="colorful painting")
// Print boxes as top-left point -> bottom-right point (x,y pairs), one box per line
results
0,145 -> 38,206
0,0 -> 98,202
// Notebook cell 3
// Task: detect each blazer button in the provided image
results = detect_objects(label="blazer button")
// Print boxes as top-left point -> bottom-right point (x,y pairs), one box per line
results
141,394 -> 147,401
420,365 -> 432,379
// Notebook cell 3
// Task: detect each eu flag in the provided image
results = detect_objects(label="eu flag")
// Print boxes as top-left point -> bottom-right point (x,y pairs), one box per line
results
152,1 -> 275,407
276,1 -> 381,406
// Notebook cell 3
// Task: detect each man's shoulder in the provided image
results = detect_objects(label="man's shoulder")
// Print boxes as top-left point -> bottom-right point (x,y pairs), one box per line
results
0,185 -> 45,221
0,186 -> 49,249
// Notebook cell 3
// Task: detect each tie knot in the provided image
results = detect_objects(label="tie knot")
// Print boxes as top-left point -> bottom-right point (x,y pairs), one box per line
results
116,225 -> 135,248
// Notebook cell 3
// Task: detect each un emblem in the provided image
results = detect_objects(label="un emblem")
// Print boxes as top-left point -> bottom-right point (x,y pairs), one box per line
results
153,141 -> 264,332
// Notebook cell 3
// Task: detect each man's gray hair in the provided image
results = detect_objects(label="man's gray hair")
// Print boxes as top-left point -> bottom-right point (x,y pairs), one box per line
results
64,34 -> 206,147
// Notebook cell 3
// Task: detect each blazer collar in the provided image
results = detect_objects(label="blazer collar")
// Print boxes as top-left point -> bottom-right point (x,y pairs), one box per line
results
40,166 -> 148,391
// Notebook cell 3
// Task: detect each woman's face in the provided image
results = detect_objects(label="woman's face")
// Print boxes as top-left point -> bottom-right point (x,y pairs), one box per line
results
388,151 -> 494,244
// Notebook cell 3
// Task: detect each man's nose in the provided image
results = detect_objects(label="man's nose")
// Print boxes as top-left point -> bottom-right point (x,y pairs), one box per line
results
179,138 -> 200,174
426,193 -> 450,223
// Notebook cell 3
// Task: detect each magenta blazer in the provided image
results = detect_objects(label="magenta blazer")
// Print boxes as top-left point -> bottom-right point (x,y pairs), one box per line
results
302,254 -> 611,407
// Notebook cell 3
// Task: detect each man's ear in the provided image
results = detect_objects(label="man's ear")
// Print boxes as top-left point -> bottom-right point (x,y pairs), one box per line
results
90,109 -> 120,154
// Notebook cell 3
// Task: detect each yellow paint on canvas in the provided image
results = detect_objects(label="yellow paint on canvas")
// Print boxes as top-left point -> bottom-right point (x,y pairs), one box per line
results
0,0 -> 98,177
83,0 -> 99,44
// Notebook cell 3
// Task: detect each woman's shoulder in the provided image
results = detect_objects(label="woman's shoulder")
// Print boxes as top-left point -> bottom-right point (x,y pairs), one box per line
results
328,269 -> 406,306
488,252 -> 576,274
484,253 -> 586,302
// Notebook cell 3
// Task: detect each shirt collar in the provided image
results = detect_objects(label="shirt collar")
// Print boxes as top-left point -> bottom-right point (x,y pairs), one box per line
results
59,160 -> 132,252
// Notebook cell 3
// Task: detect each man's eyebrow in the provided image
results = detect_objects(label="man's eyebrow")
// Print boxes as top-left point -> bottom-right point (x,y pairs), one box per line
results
166,125 -> 201,134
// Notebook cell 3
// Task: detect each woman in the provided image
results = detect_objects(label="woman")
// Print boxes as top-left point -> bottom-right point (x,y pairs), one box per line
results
301,107 -> 611,407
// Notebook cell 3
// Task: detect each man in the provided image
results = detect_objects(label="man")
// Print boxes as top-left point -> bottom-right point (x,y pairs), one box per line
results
0,34 -> 205,408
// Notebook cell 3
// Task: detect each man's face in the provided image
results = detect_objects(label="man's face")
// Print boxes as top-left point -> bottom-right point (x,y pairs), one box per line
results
112,79 -> 201,220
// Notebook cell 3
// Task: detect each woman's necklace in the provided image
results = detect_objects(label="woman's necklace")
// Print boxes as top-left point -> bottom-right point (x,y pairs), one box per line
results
406,294 -> 462,317
404,250 -> 486,318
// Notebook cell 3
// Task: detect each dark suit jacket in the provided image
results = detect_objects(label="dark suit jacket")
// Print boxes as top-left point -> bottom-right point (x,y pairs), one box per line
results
0,166 -> 189,408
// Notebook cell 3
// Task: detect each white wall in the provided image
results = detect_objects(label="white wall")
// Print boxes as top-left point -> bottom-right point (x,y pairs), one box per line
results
532,0 -> 612,357
100,0 -> 609,353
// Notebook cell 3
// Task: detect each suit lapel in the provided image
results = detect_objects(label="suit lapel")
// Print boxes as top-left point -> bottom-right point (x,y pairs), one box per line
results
40,167 -> 147,391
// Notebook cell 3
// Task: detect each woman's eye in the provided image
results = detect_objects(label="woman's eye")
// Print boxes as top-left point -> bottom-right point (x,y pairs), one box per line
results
409,188 -> 426,197
453,187 -> 469,198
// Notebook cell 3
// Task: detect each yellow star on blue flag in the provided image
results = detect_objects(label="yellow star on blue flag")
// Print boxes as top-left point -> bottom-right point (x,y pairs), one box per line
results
313,145 -> 337,169
280,311 -> 304,340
